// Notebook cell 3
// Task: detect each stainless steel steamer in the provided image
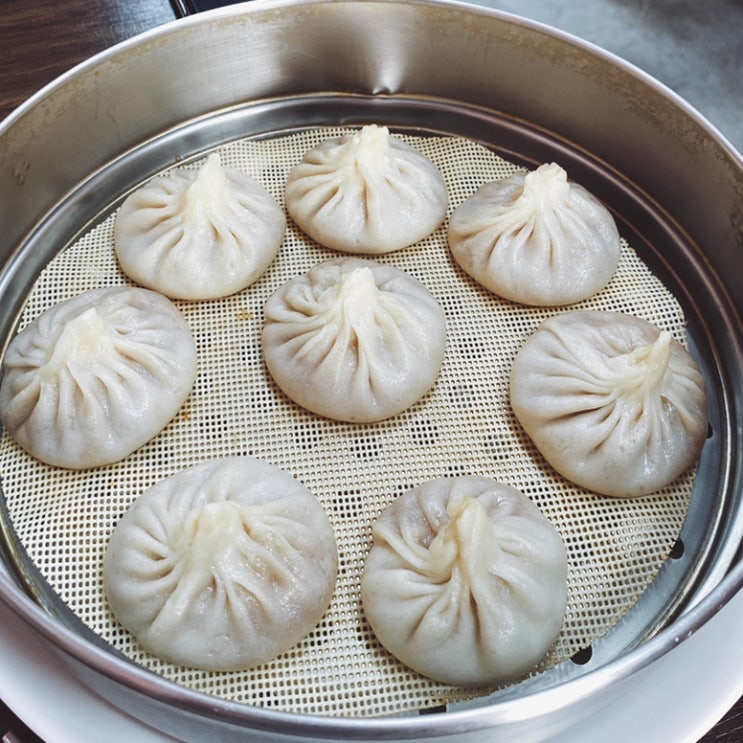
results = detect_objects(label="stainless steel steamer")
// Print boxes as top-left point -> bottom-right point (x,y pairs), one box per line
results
1,1 -> 742,740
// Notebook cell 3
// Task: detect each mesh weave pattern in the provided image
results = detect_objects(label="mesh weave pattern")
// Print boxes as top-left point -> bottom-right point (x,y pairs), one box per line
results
0,129 -> 694,717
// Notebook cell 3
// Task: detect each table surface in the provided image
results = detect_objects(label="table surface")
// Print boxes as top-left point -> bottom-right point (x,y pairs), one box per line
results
1,0 -> 742,740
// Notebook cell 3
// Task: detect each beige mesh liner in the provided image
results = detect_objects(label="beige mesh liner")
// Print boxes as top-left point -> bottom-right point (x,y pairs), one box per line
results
0,128 -> 695,717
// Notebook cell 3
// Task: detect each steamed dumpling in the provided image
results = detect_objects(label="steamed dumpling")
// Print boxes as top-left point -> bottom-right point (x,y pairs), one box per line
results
361,476 -> 567,686
285,125 -> 448,254
447,162 -> 620,306
509,310 -> 708,497
0,286 -> 196,469
262,257 -> 447,422
115,153 -> 286,300
104,456 -> 338,671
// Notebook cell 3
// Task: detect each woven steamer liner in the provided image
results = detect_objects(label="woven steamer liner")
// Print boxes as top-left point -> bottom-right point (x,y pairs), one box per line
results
0,128 -> 696,717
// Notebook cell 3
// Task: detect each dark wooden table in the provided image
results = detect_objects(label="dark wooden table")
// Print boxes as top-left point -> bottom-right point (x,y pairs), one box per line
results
1,0 -> 742,740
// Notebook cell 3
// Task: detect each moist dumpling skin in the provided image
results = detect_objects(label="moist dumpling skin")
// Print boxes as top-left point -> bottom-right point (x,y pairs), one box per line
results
447,162 -> 621,306
0,286 -> 197,469
509,310 -> 708,497
262,257 -> 447,422
285,125 -> 448,254
115,153 -> 285,300
104,456 -> 338,671
361,475 -> 568,686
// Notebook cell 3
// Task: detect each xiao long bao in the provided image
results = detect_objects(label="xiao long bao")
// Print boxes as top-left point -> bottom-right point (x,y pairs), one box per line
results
361,475 -> 568,687
285,125 -> 448,254
509,310 -> 709,498
115,152 -> 286,300
104,456 -> 338,671
447,162 -> 621,306
0,286 -> 196,469
262,257 -> 447,423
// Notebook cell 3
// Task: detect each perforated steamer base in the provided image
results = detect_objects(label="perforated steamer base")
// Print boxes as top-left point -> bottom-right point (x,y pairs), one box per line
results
0,129 -> 696,717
